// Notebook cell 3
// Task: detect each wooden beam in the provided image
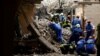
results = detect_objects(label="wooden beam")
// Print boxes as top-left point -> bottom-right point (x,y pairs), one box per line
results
78,1 -> 100,4
20,5 -> 60,53
30,22 -> 60,53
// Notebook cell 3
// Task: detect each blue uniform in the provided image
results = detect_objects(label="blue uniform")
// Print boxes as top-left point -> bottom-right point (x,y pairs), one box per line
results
86,38 -> 96,54
72,18 -> 81,27
76,38 -> 85,55
86,24 -> 93,40
69,27 -> 83,44
60,15 -> 65,22
49,22 -> 63,43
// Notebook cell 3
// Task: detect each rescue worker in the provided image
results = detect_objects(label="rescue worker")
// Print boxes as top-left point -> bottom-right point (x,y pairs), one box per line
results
66,15 -> 72,28
67,15 -> 72,22
52,13 -> 59,22
49,18 -> 63,43
85,20 -> 94,41
76,16 -> 82,26
61,20 -> 71,28
76,36 -> 96,56
76,36 -> 86,55
72,16 -> 82,27
51,14 -> 56,21
59,13 -> 65,22
61,15 -> 72,28
69,24 -> 83,44
86,36 -> 96,54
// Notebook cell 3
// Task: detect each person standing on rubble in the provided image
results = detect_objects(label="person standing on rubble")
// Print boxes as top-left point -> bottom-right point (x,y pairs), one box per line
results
59,13 -> 65,22
66,15 -> 72,28
67,15 -> 72,22
85,20 -> 95,41
72,16 -> 82,28
69,24 -> 83,44
76,16 -> 82,27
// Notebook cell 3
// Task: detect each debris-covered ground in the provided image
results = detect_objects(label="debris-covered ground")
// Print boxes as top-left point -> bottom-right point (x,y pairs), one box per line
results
14,18 -> 97,56
14,18 -> 72,55
37,18 -> 72,46
14,53 -> 96,56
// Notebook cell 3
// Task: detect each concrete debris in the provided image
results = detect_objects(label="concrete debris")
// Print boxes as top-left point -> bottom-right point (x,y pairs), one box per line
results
62,28 -> 71,40
37,19 -> 71,42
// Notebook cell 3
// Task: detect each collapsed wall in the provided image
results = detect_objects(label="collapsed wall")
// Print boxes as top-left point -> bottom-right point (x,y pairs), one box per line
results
14,0 -> 71,54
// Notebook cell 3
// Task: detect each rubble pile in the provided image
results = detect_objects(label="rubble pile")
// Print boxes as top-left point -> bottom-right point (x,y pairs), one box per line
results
14,18 -> 72,55
37,19 -> 53,42
62,28 -> 71,40
36,19 -> 71,45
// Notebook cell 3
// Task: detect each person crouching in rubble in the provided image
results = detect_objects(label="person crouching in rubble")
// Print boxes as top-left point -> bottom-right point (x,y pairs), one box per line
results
76,36 -> 96,56
69,24 -> 83,44
86,36 -> 96,54
76,36 -> 86,55
49,17 -> 63,43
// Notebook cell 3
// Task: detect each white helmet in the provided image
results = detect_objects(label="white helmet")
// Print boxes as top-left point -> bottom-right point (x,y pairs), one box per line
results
60,13 -> 63,15
76,24 -> 80,27
50,14 -> 54,18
